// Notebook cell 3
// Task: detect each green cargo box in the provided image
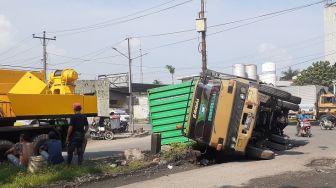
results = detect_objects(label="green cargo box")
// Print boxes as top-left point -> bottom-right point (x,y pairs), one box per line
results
148,80 -> 196,145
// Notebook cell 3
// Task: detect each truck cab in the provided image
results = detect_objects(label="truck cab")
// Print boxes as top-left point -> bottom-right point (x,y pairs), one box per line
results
185,78 -> 259,154
318,93 -> 336,117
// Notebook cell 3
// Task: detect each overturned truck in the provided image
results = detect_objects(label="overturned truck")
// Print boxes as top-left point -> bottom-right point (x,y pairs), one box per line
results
150,70 -> 301,160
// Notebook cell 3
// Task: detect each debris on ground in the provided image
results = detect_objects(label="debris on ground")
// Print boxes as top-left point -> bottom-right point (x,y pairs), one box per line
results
124,148 -> 145,161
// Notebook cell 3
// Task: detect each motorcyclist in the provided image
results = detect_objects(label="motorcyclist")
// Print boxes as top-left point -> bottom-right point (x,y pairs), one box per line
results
296,110 -> 309,136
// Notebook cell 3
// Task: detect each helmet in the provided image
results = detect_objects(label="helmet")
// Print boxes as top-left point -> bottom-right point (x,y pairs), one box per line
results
73,103 -> 82,111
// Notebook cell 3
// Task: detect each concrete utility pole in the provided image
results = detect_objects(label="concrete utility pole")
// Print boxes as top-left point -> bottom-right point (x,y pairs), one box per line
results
33,31 -> 56,83
112,38 -> 148,134
112,38 -> 134,133
139,40 -> 144,84
126,37 -> 134,134
196,0 -> 208,77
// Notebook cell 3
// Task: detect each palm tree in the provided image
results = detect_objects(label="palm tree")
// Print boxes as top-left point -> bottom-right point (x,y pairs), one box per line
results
152,80 -> 162,85
280,67 -> 300,81
165,65 -> 175,84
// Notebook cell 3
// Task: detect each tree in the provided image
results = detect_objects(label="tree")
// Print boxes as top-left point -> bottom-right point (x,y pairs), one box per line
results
293,61 -> 336,87
280,67 -> 300,81
165,65 -> 175,84
152,80 -> 162,85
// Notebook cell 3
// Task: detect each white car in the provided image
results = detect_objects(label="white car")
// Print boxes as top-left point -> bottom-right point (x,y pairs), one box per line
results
112,110 -> 130,122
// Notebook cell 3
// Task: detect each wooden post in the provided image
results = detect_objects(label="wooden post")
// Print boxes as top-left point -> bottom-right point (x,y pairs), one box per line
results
151,133 -> 161,154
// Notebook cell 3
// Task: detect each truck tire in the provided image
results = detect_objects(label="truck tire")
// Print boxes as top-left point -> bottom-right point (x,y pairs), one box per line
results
277,100 -> 300,111
0,140 -> 14,161
246,145 -> 275,160
252,83 -> 291,101
32,134 -> 48,155
287,95 -> 301,104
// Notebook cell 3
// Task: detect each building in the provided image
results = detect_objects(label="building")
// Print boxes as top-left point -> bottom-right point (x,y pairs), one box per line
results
325,1 -> 336,64
75,79 -> 164,121
109,83 -> 165,120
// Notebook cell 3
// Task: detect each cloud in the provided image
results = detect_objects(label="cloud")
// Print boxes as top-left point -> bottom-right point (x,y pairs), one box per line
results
0,15 -> 13,49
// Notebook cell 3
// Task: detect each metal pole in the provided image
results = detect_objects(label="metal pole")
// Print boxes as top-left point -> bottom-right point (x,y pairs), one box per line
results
127,38 -> 134,133
33,31 -> 56,83
42,31 -> 47,82
200,0 -> 207,78
140,40 -> 143,84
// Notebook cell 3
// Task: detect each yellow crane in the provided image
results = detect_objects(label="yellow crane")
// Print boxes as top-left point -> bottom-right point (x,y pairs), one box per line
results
0,69 -> 97,157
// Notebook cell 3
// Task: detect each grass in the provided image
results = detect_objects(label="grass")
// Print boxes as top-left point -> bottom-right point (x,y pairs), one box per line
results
161,142 -> 192,162
0,160 -> 150,188
0,143 -> 193,188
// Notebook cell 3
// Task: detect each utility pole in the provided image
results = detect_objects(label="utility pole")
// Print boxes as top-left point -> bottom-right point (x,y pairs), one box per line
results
112,38 -> 134,134
112,38 -> 148,134
139,40 -> 144,84
126,37 -> 134,134
196,0 -> 207,79
33,31 -> 56,83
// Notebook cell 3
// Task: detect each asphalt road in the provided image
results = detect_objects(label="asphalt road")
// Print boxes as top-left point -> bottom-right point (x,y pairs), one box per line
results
115,125 -> 336,188
84,135 -> 150,159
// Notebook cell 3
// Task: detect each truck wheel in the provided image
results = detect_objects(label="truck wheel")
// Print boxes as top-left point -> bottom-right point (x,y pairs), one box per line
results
253,83 -> 291,101
277,100 -> 300,111
287,95 -> 301,104
246,145 -> 275,160
0,140 -> 14,161
32,134 -> 48,155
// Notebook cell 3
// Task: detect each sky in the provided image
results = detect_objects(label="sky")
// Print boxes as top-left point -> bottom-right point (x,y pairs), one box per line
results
0,0 -> 327,84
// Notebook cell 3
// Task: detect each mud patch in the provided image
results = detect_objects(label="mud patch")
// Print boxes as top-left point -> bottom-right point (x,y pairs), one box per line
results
307,158 -> 336,168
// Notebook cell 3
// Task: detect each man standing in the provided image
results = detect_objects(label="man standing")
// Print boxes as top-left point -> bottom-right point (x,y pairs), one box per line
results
5,133 -> 33,169
66,103 -> 88,165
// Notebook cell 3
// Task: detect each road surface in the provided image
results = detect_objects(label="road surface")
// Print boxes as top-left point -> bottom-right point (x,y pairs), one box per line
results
113,125 -> 336,188
84,135 -> 151,159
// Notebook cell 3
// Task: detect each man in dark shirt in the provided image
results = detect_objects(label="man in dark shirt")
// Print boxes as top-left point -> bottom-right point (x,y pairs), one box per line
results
40,131 -> 64,165
66,103 -> 89,165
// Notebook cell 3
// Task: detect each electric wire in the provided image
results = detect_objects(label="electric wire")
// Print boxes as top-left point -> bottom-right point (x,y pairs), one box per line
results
54,0 -> 194,37
49,0 -> 179,34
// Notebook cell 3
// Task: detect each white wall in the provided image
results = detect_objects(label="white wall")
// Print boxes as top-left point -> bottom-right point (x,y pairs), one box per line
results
325,5 -> 336,64
133,93 -> 149,120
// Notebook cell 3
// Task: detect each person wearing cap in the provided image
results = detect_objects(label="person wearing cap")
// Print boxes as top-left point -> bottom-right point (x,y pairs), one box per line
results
66,103 -> 88,165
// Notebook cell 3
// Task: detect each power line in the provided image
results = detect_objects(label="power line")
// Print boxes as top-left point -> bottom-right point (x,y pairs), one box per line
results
0,35 -> 32,57
142,1 -> 325,51
134,0 -> 324,39
0,44 -> 39,62
49,0 -> 178,34
53,41 -> 123,66
55,0 -> 194,37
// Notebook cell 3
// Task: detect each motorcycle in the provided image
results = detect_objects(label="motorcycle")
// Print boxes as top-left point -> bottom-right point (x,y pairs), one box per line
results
299,119 -> 312,137
90,119 -> 114,140
118,120 -> 129,133
319,115 -> 335,130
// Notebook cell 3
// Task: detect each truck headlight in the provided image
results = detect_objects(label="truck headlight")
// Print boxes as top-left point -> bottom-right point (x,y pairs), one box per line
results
240,93 -> 246,100
244,113 -> 253,130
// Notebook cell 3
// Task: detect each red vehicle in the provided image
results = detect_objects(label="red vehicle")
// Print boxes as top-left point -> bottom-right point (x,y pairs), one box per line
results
299,119 -> 312,137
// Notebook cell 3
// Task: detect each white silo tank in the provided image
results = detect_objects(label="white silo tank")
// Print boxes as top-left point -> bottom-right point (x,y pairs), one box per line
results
245,64 -> 257,80
233,64 -> 246,77
261,62 -> 276,74
260,73 -> 276,85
